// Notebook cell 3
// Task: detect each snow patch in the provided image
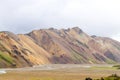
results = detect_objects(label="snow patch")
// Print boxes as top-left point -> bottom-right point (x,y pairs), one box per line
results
0,70 -> 6,74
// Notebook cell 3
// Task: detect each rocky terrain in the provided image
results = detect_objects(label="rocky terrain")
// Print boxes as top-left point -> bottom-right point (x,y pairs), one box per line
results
0,27 -> 120,68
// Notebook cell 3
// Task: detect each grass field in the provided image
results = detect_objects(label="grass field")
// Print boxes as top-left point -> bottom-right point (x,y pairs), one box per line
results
0,64 -> 120,80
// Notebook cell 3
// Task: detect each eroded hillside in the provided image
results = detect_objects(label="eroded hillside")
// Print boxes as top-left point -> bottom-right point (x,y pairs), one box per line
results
0,27 -> 120,67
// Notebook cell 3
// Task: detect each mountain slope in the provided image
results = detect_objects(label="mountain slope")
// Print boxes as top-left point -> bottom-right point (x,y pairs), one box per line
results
0,27 -> 120,67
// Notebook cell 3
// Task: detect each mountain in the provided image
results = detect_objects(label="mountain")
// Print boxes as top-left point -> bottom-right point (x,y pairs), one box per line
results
0,27 -> 120,68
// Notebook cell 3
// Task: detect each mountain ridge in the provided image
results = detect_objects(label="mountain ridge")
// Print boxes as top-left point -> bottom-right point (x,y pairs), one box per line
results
0,27 -> 120,68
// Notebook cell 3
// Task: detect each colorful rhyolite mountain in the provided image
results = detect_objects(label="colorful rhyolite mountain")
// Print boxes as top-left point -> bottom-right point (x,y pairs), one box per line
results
0,27 -> 120,68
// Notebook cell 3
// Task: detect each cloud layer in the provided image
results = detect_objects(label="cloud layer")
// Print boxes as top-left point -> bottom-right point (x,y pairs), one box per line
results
0,0 -> 120,39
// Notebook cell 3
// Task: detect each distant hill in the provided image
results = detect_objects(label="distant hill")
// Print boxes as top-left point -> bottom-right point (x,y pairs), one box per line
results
0,27 -> 120,68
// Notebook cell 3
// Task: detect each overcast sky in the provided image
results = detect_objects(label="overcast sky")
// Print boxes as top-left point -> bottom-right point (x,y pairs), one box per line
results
0,0 -> 120,41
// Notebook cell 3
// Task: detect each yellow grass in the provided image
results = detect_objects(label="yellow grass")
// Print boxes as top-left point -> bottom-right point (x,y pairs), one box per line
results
0,65 -> 120,80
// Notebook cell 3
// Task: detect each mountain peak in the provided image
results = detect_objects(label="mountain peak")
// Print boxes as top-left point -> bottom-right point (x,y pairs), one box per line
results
0,31 -> 20,42
48,27 -> 55,30
71,27 -> 83,34
91,35 -> 97,38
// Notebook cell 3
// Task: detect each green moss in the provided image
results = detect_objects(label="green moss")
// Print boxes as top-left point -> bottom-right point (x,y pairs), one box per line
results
94,74 -> 120,80
71,51 -> 87,63
0,51 -> 14,64
91,66 -> 117,70
113,64 -> 120,69
105,59 -> 116,64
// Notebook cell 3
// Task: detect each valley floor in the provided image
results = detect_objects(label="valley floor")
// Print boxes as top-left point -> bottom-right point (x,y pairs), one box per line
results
0,64 -> 120,80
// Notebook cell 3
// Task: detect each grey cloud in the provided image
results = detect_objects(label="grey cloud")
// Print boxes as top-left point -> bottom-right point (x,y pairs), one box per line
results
0,0 -> 120,38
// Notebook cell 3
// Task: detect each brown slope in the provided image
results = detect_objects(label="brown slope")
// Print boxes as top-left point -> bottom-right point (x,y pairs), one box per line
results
90,37 -> 120,62
27,29 -> 75,64
18,34 -> 51,64
0,31 -> 31,67
0,31 -> 51,67
28,27 -> 120,64
0,27 -> 120,68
